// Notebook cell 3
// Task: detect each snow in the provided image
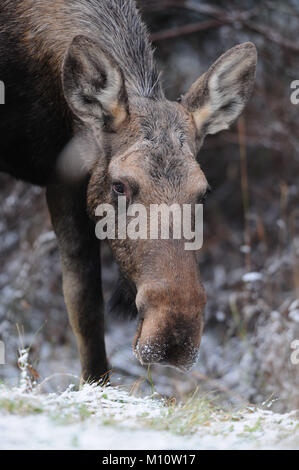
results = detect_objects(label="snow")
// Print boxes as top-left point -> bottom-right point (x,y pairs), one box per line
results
242,272 -> 263,282
289,310 -> 299,323
289,300 -> 299,323
17,348 -> 32,393
0,414 -> 185,450
0,383 -> 298,450
289,300 -> 299,311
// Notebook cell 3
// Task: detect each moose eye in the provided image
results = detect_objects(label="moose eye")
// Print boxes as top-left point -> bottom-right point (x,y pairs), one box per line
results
197,186 -> 211,204
112,181 -> 126,196
198,193 -> 208,205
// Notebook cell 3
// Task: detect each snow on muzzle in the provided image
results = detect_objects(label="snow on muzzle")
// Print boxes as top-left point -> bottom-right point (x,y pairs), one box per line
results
133,284 -> 206,371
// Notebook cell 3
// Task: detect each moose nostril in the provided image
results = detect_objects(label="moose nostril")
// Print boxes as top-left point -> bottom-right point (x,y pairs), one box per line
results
134,339 -> 167,365
134,333 -> 200,371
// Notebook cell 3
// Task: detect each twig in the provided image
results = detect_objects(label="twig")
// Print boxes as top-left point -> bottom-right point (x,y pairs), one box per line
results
36,372 -> 80,392
147,1 -> 299,53
244,20 -> 299,52
111,365 -> 142,380
290,210 -> 299,299
238,116 -> 251,270
184,1 -> 255,21
191,370 -> 248,404
150,19 -> 223,42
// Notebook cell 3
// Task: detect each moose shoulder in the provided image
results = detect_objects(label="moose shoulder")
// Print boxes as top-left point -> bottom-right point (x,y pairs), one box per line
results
0,0 -> 257,382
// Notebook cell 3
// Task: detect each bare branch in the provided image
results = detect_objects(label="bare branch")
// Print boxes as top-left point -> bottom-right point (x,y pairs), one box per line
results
243,20 -> 299,52
146,1 -> 299,53
150,19 -> 223,42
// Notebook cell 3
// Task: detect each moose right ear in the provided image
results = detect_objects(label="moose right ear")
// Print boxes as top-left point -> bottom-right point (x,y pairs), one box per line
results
62,35 -> 129,131
181,42 -> 257,139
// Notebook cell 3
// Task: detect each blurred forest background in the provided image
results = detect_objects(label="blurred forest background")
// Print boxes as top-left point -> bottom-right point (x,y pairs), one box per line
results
0,0 -> 298,412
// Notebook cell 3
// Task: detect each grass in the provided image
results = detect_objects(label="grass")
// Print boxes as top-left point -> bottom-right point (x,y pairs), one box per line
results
0,382 -> 221,433
146,388 -> 224,435
0,379 -> 297,442
0,396 -> 44,415
0,347 -> 298,449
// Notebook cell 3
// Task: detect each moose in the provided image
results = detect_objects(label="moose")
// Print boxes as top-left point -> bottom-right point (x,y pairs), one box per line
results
0,0 -> 257,382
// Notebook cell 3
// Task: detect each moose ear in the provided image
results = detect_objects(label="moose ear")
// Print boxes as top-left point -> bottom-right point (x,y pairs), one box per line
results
62,35 -> 129,131
181,42 -> 257,138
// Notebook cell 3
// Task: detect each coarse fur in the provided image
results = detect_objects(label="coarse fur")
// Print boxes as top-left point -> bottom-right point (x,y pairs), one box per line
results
0,0 -> 257,380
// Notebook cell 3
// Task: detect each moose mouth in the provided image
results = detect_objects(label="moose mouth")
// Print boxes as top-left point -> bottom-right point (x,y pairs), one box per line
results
132,318 -> 144,362
133,317 -> 168,365
134,336 -> 168,367
132,318 -> 200,372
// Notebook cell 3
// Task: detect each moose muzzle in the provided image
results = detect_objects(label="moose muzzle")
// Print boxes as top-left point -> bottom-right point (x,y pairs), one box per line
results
133,278 -> 206,371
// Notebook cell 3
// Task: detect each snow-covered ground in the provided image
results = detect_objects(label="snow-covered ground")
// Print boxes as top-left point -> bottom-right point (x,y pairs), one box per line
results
0,381 -> 298,450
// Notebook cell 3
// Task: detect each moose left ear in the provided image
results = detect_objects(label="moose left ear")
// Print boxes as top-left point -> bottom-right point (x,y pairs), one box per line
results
181,42 -> 257,137
62,35 -> 129,131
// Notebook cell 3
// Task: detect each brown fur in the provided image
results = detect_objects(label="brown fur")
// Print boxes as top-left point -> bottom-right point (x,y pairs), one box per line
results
0,0 -> 257,378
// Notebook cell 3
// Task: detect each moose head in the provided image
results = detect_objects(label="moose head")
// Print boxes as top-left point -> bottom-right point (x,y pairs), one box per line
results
61,36 -> 257,371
